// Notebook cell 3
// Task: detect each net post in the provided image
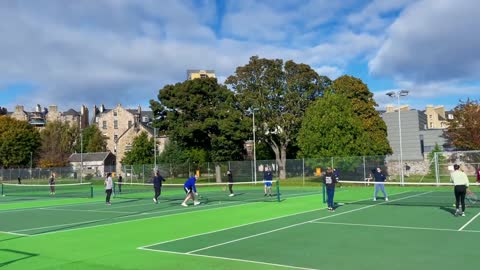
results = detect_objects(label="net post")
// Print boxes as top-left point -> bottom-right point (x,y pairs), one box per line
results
276,180 -> 280,202
322,182 -> 326,204
1,183 -> 3,196
90,185 -> 93,198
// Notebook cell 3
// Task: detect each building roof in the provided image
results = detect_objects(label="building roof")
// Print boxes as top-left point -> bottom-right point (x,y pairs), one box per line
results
63,109 -> 80,116
68,152 -> 114,163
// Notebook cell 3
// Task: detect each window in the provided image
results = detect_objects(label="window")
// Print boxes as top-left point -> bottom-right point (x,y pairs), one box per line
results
430,123 -> 433,128
114,134 -> 118,141
113,111 -> 117,117
429,114 -> 432,119
114,120 -> 118,129
125,144 -> 132,152
128,121 -> 132,128
200,74 -> 208,78
142,116 -> 149,122
102,121 -> 107,129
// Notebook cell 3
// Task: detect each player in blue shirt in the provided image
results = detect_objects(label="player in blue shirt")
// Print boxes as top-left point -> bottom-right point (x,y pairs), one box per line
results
264,168 -> 273,196
181,175 -> 201,207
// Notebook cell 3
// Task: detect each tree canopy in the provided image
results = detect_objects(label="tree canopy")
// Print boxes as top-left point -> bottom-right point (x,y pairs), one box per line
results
150,77 -> 250,163
445,99 -> 480,150
121,131 -> 154,165
330,75 -> 392,155
39,121 -> 78,167
0,116 -> 41,168
225,56 -> 331,179
297,93 -> 369,157
75,125 -> 108,153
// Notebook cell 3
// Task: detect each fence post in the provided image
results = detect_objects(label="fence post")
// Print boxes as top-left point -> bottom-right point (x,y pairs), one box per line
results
302,158 -> 305,186
363,156 -> 366,182
434,153 -> 440,185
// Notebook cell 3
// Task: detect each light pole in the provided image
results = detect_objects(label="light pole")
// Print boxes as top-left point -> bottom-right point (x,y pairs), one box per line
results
252,110 -> 257,183
386,90 -> 409,185
30,152 -> 33,179
80,131 -> 83,183
154,128 -> 157,172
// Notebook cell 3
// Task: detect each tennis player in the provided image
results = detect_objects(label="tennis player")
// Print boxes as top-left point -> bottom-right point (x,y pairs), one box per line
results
49,173 -> 56,195
181,175 -> 200,207
324,167 -> 338,211
227,170 -> 234,197
450,164 -> 469,216
105,172 -> 113,205
152,170 -> 165,204
264,168 -> 273,196
373,167 -> 388,201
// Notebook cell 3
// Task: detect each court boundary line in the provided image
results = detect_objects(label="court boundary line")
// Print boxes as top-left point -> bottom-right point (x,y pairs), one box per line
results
458,211 -> 480,231
38,207 -> 136,214
138,191 -> 423,270
0,230 -> 29,236
13,219 -> 105,233
184,192 -> 430,254
25,191 -> 322,237
137,248 -> 319,270
311,221 -> 480,233
139,191 -> 412,250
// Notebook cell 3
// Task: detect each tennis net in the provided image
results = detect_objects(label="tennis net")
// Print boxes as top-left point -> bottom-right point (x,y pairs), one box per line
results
1,182 -> 93,198
113,180 -> 281,203
325,180 -> 480,207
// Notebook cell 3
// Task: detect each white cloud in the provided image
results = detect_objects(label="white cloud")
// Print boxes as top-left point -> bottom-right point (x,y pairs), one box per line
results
369,0 -> 480,83
314,66 -> 343,79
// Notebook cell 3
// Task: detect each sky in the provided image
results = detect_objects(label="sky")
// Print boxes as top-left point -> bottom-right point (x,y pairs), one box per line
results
0,0 -> 479,113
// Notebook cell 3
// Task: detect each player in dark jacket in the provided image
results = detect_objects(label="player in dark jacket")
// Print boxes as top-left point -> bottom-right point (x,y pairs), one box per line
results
323,167 -> 338,211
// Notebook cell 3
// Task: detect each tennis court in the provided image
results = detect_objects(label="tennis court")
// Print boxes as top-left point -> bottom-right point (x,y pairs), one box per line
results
1,183 -> 479,269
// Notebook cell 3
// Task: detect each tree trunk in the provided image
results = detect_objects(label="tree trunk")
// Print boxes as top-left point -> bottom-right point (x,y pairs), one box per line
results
269,139 -> 288,180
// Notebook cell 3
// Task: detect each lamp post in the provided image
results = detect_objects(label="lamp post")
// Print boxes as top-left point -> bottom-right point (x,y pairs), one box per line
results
252,110 -> 257,183
386,90 -> 409,185
154,128 -> 157,172
80,131 -> 83,183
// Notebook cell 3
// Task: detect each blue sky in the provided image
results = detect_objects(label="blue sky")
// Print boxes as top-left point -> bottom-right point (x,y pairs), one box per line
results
0,0 -> 479,113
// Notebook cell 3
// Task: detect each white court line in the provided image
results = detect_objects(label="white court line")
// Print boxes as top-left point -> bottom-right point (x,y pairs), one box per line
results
38,207 -> 135,214
13,219 -> 105,233
185,192 -> 430,254
27,190 -> 322,237
139,191 -> 412,250
311,221 -> 480,233
138,248 -> 319,270
0,230 -> 29,236
458,211 -> 480,231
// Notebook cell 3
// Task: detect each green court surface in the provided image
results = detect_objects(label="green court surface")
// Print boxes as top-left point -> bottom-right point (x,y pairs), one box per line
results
1,184 -> 479,270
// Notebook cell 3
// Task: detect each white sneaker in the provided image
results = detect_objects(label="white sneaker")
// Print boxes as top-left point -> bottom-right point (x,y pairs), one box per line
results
181,203 -> 188,207
153,198 -> 157,203
455,209 -> 460,216
373,198 -> 377,201
385,197 -> 389,201
229,193 -> 235,197
461,212 -> 465,217
194,201 -> 201,206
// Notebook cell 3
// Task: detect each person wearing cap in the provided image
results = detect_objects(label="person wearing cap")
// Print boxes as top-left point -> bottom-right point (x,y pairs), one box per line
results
373,167 -> 388,201
450,164 -> 470,216
324,167 -> 339,212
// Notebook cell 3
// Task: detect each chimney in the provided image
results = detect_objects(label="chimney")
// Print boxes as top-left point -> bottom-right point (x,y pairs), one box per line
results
137,105 -> 141,114
100,104 -> 105,113
36,104 -> 42,112
15,105 -> 24,112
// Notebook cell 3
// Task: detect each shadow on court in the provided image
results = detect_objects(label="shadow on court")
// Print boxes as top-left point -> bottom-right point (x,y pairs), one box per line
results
0,249 -> 38,267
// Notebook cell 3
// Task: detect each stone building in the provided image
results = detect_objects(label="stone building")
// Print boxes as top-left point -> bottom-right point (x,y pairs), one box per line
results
10,104 -> 89,129
92,104 -> 168,172
187,69 -> 216,80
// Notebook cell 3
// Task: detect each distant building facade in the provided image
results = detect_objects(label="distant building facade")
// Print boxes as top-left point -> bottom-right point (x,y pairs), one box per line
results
424,105 -> 454,129
68,152 -> 116,177
10,104 -> 88,129
187,69 -> 216,80
92,104 -> 168,172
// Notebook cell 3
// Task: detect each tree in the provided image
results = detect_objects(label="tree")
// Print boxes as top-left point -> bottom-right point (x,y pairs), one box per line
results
75,125 -> 107,153
225,56 -> 331,179
39,121 -> 78,168
445,99 -> 480,150
150,77 -> 250,164
330,75 -> 392,155
0,107 -> 7,115
0,116 -> 41,168
122,131 -> 154,165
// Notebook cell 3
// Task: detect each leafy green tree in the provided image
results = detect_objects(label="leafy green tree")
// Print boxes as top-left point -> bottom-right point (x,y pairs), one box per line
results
445,99 -> 480,150
122,131 -> 154,165
75,125 -> 107,153
0,116 -> 41,168
330,75 -> 392,155
427,143 -> 446,176
298,93 -> 368,157
39,121 -> 78,167
226,56 -> 331,179
150,77 -> 250,163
